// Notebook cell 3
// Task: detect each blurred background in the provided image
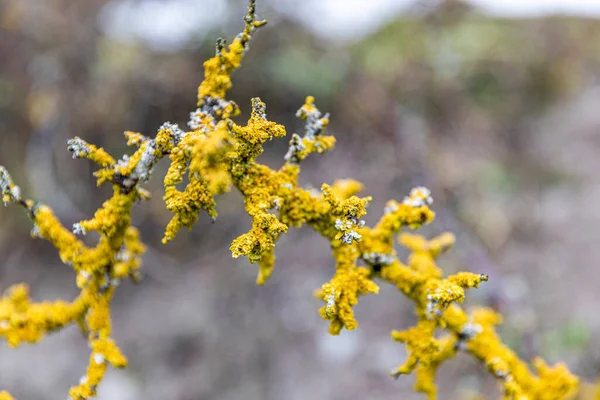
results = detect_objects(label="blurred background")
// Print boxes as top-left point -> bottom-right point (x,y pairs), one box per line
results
2,0 -> 600,398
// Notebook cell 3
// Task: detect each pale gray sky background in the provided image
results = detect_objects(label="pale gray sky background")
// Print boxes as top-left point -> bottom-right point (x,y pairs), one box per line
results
99,0 -> 600,51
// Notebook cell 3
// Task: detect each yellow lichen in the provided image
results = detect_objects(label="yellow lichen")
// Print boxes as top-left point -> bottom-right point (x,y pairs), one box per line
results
0,1 -> 587,399
391,320 -> 457,399
0,392 -> 15,400
1,133 -> 145,398
314,244 -> 380,334
123,131 -> 147,147
197,1 -> 265,103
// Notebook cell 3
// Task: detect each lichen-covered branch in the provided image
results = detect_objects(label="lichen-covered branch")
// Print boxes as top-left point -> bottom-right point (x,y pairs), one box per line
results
0,168 -> 144,399
0,1 -> 586,399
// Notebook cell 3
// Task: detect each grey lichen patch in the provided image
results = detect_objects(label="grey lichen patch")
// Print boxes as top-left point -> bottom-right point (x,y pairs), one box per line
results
362,252 -> 395,268
191,96 -> 239,131
296,102 -> 329,140
158,122 -> 186,147
66,137 -> 93,159
284,97 -> 331,165
72,223 -> 86,236
334,217 -> 364,244
0,166 -> 21,205
284,133 -> 306,164
402,186 -> 433,208
340,230 -> 362,244
251,97 -> 267,121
